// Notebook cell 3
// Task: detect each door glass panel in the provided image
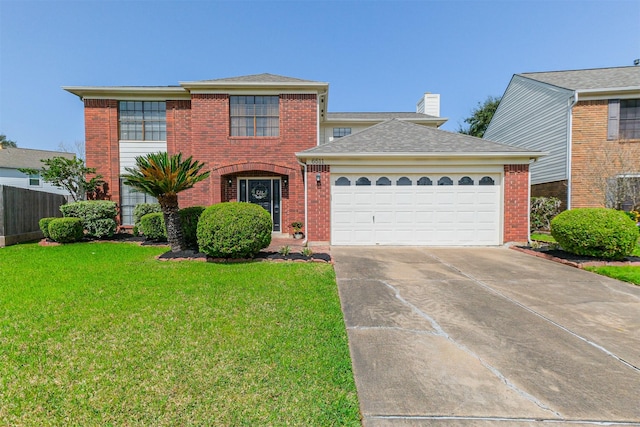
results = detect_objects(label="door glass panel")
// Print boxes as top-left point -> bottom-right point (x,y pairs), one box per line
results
272,180 -> 281,232
239,179 -> 247,202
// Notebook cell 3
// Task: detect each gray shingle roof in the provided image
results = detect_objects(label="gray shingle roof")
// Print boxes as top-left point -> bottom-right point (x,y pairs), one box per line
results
326,112 -> 441,120
192,73 -> 323,84
300,119 -> 538,155
0,148 -> 75,169
519,66 -> 640,91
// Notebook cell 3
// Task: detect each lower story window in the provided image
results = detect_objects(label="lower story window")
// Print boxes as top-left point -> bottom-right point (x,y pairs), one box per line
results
606,175 -> 640,210
120,180 -> 157,226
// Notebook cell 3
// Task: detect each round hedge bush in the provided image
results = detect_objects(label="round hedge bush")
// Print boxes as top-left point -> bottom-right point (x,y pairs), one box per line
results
39,217 -> 57,239
139,212 -> 167,241
197,202 -> 272,258
550,208 -> 639,260
48,217 -> 84,243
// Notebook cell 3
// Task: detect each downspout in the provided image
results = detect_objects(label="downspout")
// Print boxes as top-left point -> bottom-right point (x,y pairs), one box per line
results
297,158 -> 308,246
566,92 -> 579,210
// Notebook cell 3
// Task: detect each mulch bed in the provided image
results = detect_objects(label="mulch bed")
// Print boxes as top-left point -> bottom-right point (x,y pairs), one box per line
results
511,245 -> 640,268
40,233 -> 332,263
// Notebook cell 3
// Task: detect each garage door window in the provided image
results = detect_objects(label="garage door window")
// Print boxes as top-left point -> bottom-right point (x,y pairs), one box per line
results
417,177 -> 433,186
376,177 -> 391,186
397,177 -> 412,186
459,176 -> 474,185
335,177 -> 351,186
438,176 -> 453,186
479,176 -> 495,185
356,177 -> 371,186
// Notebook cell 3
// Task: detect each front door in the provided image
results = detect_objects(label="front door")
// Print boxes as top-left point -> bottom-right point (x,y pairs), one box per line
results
238,178 -> 281,232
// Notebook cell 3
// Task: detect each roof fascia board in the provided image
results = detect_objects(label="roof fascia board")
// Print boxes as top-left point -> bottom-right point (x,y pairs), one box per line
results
187,88 -> 324,95
296,156 -> 535,167
63,86 -> 190,100
296,151 -> 546,164
323,117 -> 447,125
576,87 -> 640,101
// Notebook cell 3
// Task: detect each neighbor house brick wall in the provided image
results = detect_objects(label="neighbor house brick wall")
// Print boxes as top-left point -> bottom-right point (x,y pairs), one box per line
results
84,99 -> 119,205
570,100 -> 640,208
306,164 -> 331,242
531,180 -> 568,211
503,164 -> 529,242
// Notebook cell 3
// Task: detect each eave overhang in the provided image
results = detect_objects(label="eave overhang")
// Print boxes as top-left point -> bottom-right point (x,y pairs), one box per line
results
296,151 -> 547,166
62,86 -> 190,100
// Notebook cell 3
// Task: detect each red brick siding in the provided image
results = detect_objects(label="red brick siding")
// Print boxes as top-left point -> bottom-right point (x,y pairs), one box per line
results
84,99 -> 119,205
504,164 -> 530,242
571,100 -> 640,208
306,165 -> 331,242
82,93 -> 317,233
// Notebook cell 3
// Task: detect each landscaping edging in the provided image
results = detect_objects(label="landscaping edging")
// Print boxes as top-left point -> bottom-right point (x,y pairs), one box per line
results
157,250 -> 332,263
510,245 -> 640,268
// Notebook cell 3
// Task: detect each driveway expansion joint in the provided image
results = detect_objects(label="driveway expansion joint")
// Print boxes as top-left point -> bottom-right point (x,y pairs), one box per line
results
378,279 -> 562,418
424,253 -> 640,374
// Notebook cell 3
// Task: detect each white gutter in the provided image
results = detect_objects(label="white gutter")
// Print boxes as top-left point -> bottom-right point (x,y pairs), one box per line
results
566,92 -> 579,210
296,159 -> 308,246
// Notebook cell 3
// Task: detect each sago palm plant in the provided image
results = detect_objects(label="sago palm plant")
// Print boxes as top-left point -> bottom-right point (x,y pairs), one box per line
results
122,152 -> 210,252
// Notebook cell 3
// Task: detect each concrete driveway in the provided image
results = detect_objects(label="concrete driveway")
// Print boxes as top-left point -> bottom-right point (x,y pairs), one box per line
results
332,247 -> 640,426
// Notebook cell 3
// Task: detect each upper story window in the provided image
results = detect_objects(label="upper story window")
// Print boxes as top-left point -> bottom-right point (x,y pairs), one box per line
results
333,128 -> 351,138
608,99 -> 640,140
620,99 -> 640,140
119,101 -> 166,141
230,96 -> 279,137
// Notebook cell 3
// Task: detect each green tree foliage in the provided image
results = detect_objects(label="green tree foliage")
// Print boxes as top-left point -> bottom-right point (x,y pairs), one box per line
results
19,156 -> 104,202
0,134 -> 17,148
121,152 -> 210,252
459,96 -> 501,138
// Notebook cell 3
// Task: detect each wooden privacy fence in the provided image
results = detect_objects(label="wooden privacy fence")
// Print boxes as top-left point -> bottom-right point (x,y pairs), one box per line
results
0,185 -> 68,247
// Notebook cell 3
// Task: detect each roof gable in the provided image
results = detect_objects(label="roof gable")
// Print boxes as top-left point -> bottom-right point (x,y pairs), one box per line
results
0,148 -> 75,169
191,73 -> 323,84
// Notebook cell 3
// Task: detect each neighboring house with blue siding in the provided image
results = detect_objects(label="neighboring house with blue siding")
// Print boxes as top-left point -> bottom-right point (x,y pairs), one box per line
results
0,147 -> 74,197
485,66 -> 640,210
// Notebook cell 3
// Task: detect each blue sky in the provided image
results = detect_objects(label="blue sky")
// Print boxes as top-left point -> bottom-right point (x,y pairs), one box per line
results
1,0 -> 639,152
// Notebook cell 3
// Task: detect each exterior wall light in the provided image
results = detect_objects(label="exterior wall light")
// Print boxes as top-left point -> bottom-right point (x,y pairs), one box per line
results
316,173 -> 321,183
227,178 -> 233,187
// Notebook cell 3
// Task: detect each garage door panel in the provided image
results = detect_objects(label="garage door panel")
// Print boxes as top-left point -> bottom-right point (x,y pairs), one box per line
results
331,173 -> 501,245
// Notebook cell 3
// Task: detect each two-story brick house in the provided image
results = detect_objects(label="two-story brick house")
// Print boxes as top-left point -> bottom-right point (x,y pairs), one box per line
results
485,66 -> 640,211
64,73 -> 541,246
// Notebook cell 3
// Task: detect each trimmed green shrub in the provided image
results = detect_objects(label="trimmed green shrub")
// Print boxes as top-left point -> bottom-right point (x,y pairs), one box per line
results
530,196 -> 562,232
139,212 -> 167,241
133,203 -> 161,229
60,200 -> 118,238
48,217 -> 84,243
179,206 -> 205,249
197,202 -> 272,258
39,217 -> 57,239
551,208 -> 639,260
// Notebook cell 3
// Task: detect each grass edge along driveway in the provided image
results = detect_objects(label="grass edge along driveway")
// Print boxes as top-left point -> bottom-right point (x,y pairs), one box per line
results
0,242 -> 360,426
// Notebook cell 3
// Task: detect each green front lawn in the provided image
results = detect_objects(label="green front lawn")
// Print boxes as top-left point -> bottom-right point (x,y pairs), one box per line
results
584,265 -> 640,285
0,242 -> 360,426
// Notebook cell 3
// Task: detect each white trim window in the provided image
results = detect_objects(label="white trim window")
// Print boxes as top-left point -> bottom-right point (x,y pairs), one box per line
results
608,99 -> 640,140
230,96 -> 279,137
119,101 -> 166,141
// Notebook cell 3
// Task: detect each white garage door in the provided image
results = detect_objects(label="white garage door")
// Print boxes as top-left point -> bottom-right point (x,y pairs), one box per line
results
331,173 -> 501,246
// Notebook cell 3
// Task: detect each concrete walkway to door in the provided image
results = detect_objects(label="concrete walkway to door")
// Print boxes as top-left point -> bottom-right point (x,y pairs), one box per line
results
332,247 -> 640,426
